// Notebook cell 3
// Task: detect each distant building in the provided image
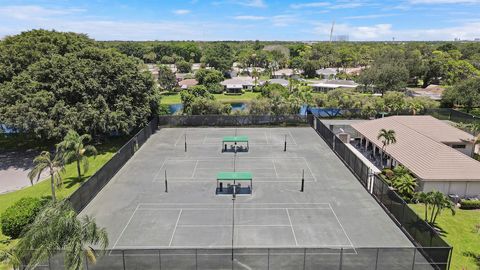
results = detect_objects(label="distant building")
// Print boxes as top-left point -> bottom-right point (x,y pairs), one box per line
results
221,77 -> 259,93
316,68 -> 338,79
409,84 -> 445,100
272,68 -> 301,79
309,80 -> 358,92
178,79 -> 198,89
267,78 -> 289,87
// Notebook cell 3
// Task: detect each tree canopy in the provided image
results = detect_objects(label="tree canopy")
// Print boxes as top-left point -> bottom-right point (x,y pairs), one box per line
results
0,30 -> 159,139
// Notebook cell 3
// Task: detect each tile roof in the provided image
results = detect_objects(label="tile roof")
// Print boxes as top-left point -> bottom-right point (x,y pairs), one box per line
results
351,116 -> 480,181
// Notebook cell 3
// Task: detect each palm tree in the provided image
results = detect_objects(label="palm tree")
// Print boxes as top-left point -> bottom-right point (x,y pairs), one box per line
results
28,151 -> 65,202
414,192 -> 431,221
57,130 -> 97,180
14,200 -> 108,270
430,191 -> 456,225
377,129 -> 397,168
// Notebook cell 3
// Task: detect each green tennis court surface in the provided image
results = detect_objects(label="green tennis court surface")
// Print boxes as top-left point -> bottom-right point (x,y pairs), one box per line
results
81,127 -> 412,250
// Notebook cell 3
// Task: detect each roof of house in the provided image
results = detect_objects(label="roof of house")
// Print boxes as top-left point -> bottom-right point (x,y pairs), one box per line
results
316,68 -> 338,76
178,79 -> 198,88
221,77 -> 256,86
424,84 -> 445,94
351,116 -> 480,181
268,79 -> 289,86
310,80 -> 358,88
274,69 -> 295,76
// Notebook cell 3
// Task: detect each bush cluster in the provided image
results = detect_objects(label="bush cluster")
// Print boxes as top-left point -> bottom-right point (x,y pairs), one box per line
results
1,197 -> 47,239
459,199 -> 480,209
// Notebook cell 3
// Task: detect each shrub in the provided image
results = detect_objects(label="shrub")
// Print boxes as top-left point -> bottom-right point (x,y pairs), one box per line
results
1,197 -> 47,239
459,200 -> 480,209
382,169 -> 394,180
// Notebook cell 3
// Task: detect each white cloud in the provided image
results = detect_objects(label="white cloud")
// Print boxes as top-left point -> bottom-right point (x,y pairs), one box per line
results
409,0 -> 480,3
237,0 -> 267,8
329,2 -> 364,9
0,5 -> 85,20
272,15 -> 298,27
173,9 -> 191,15
290,2 -> 330,9
343,14 -> 396,20
312,22 -> 393,40
233,15 -> 267,20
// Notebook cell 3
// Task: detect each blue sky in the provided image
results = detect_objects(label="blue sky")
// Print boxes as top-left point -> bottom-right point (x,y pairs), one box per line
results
0,0 -> 480,41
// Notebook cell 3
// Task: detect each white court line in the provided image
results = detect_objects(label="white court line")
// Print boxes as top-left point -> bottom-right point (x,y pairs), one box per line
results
287,129 -> 298,145
271,160 -> 279,178
191,160 -> 199,178
139,202 -> 331,206
152,159 -> 168,182
174,131 -> 185,147
169,209 -> 183,247
138,207 -> 331,211
328,204 -> 357,254
111,205 -> 140,251
285,209 -> 299,246
264,130 -> 270,145
176,224 -> 292,227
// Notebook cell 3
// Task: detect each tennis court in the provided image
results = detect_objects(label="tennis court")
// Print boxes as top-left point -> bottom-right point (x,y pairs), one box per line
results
81,127 -> 412,251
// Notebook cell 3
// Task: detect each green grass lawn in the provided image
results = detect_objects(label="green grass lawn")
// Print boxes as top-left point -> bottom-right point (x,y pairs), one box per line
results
160,92 -> 261,105
409,204 -> 480,270
0,137 -> 127,269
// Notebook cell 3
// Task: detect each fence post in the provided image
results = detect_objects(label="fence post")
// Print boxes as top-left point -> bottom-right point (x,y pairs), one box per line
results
267,248 -> 271,270
339,248 -> 343,270
158,249 -> 162,270
303,248 -> 306,270
122,250 -> 126,270
374,248 -> 379,270
411,248 -> 416,270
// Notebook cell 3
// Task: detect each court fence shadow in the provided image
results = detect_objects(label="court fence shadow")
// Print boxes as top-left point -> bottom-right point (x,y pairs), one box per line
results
309,115 -> 452,270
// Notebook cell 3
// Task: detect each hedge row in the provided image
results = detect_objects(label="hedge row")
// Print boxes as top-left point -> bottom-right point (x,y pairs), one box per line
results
459,200 -> 480,209
0,197 -> 48,239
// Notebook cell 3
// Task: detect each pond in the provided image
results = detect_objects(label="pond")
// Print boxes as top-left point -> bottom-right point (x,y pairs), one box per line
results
168,102 -> 247,114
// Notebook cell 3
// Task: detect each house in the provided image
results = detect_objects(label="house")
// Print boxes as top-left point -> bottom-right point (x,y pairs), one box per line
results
267,79 -> 289,87
309,80 -> 358,92
178,79 -> 198,89
316,68 -> 338,79
409,84 -> 445,100
272,68 -> 301,79
146,64 -> 159,80
220,77 -> 259,93
351,116 -> 480,197
175,73 -> 191,82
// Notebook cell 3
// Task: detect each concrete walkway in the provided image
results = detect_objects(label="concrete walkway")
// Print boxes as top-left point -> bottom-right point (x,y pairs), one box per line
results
0,150 -> 48,194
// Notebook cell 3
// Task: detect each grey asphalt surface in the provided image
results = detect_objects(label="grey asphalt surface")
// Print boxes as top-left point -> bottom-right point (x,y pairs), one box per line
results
81,127 -> 412,250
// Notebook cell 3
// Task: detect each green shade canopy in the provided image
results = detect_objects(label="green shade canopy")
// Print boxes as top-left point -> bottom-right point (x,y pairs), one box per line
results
216,172 -> 252,181
222,136 -> 249,143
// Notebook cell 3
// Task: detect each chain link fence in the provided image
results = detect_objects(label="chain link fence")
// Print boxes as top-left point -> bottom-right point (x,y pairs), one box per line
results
68,117 -> 159,212
310,116 -> 452,270
32,247 -> 450,270
158,115 -> 309,127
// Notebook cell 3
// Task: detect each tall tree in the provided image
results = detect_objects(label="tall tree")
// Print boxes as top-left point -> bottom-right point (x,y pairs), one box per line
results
57,130 -> 97,180
0,41 -> 159,140
377,129 -> 397,168
28,151 -> 65,202
202,43 -> 234,73
157,65 -> 177,91
14,201 -> 108,270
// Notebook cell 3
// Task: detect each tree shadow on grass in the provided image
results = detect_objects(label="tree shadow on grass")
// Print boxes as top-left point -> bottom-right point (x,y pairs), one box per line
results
463,251 -> 480,268
63,175 -> 90,189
